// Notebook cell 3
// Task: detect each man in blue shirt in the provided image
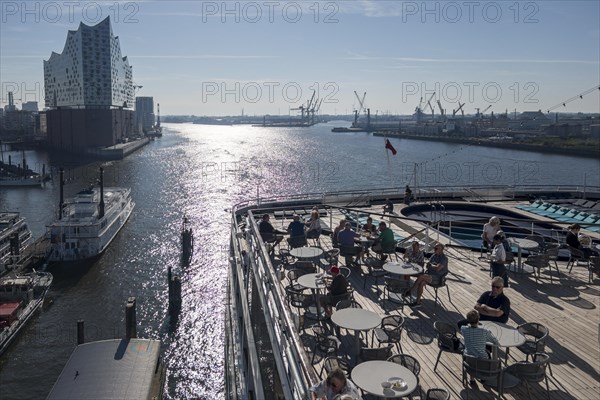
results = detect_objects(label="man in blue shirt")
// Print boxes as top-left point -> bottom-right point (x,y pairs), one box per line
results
338,222 -> 364,265
287,215 -> 305,237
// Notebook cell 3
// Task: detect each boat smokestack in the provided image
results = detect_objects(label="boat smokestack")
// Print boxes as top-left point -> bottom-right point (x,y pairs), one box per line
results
59,168 -> 64,220
98,167 -> 105,219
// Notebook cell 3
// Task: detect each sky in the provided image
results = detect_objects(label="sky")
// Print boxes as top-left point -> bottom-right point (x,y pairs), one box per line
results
1,0 -> 599,116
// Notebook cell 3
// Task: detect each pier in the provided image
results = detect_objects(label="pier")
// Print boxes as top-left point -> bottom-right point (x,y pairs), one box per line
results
85,138 -> 151,160
1,236 -> 49,277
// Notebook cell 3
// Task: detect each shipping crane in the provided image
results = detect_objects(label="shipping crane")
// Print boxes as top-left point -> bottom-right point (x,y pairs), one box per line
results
353,91 -> 367,126
437,99 -> 445,118
475,105 -> 492,119
453,102 -> 465,117
424,92 -> 436,120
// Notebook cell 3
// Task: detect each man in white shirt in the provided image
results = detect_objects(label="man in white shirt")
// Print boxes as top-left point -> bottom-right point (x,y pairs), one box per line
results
490,234 -> 508,287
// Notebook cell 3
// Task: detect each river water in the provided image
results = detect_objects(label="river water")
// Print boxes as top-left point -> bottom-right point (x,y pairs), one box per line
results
0,122 -> 598,399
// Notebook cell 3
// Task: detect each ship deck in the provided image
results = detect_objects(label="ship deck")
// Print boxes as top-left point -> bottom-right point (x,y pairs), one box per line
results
232,194 -> 600,399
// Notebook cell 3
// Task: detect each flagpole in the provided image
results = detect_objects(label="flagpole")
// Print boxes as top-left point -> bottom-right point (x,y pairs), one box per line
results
384,135 -> 391,188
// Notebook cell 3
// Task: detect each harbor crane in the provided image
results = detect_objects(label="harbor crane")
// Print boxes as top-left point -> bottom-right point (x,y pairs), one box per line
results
436,99 -> 445,118
290,105 -> 305,121
311,98 -> 323,124
424,92 -> 436,119
475,105 -> 492,118
354,91 -> 367,114
353,91 -> 367,126
453,102 -> 465,117
415,96 -> 423,113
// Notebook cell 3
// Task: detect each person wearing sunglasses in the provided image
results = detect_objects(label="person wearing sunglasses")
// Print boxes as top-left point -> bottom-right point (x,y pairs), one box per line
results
404,242 -> 448,306
310,367 -> 361,400
457,276 -> 511,328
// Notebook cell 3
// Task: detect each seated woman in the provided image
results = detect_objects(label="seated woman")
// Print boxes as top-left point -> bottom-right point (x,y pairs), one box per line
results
496,230 -> 512,253
320,266 -> 349,317
403,240 -> 424,266
305,210 -> 322,239
361,216 -> 377,234
310,367 -> 361,400
566,223 -> 598,259
461,310 -> 500,384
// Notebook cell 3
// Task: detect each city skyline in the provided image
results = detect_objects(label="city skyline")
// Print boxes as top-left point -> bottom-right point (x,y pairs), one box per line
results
1,0 -> 599,116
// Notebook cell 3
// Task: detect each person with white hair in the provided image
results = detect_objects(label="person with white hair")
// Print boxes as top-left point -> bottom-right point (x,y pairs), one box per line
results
310,368 -> 362,400
458,276 -> 511,328
481,216 -> 501,250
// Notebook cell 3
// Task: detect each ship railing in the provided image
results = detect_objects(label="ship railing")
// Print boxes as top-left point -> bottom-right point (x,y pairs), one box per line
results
240,185 -> 600,214
228,208 -> 316,399
227,219 -> 265,399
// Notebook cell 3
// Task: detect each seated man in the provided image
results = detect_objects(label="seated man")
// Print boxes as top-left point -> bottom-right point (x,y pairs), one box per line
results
372,221 -> 396,260
405,243 -> 448,307
258,214 -> 284,252
331,219 -> 347,248
337,222 -> 364,265
287,214 -> 305,237
286,215 -> 307,248
321,266 -> 349,317
458,276 -> 511,328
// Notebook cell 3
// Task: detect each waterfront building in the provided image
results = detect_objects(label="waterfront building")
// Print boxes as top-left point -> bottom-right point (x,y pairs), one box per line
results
135,97 -> 155,133
21,102 -> 38,112
43,17 -> 133,151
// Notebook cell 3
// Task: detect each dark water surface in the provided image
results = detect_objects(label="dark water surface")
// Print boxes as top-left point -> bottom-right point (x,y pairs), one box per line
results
0,122 -> 598,399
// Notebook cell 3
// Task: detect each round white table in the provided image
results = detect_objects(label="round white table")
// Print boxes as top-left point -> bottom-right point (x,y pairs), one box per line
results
351,360 -> 418,398
297,273 -> 327,320
508,238 -> 539,274
331,308 -> 381,364
384,262 -> 423,276
290,246 -> 323,259
297,273 -> 327,290
480,321 -> 526,360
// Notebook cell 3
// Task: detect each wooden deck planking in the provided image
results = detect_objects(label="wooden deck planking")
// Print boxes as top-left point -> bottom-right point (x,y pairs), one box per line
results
275,205 -> 600,400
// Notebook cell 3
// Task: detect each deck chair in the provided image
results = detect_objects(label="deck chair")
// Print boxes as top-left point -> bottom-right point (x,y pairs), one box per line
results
433,321 -> 464,372
462,355 -> 519,400
504,353 -> 551,400
524,254 -> 553,283
566,246 -> 588,273
359,344 -> 393,362
428,271 -> 451,308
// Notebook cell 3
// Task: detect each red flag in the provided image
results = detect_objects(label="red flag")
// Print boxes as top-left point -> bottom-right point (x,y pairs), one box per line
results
385,139 -> 397,155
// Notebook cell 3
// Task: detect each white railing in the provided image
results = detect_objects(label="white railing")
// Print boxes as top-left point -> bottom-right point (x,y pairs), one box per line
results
227,206 -> 317,400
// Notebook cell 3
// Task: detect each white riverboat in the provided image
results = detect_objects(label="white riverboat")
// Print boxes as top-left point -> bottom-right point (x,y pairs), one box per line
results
0,270 -> 53,356
0,213 -> 33,274
47,168 -> 134,263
